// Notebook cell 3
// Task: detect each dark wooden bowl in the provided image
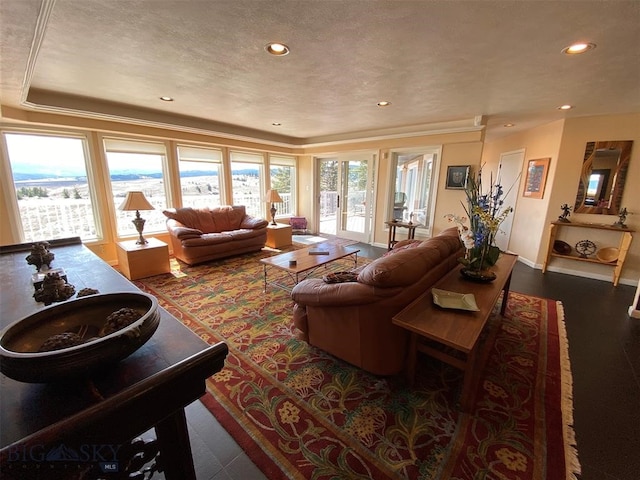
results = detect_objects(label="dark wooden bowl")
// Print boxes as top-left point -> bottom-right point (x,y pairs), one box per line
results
0,292 -> 160,383
552,240 -> 572,255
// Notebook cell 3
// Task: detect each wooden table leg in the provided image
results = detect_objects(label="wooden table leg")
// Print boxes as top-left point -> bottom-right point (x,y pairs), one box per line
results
263,264 -> 268,292
458,347 -> 478,412
406,333 -> 418,386
500,271 -> 513,316
155,408 -> 196,480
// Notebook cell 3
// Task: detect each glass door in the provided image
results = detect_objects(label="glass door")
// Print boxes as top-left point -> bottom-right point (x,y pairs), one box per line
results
318,155 -> 374,242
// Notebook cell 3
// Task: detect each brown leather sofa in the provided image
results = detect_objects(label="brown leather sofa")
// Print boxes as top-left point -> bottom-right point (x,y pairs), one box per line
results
291,227 -> 463,375
163,206 -> 268,265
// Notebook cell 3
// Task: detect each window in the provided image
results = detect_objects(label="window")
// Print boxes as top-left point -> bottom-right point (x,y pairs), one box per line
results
269,154 -> 296,217
230,151 -> 264,217
177,145 -> 223,209
103,138 -> 169,238
2,132 -> 100,242
390,148 -> 439,232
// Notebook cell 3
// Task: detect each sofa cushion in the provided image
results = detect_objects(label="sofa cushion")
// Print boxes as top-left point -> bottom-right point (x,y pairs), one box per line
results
163,207 -> 217,233
211,206 -> 245,232
382,239 -> 422,257
181,233 -> 233,247
357,247 -> 438,287
172,226 -> 204,240
226,228 -> 266,240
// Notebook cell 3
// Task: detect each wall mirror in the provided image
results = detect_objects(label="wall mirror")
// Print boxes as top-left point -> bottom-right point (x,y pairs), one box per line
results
573,140 -> 633,215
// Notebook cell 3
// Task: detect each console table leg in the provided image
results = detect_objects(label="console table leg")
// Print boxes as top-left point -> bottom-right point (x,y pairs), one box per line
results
406,333 -> 418,386
155,408 -> 196,480
500,272 -> 513,316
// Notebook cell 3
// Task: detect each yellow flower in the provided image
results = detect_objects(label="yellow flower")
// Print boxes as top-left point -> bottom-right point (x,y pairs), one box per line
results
278,401 -> 300,425
286,366 -> 324,397
483,380 -> 508,399
213,369 -> 233,382
496,447 -> 527,472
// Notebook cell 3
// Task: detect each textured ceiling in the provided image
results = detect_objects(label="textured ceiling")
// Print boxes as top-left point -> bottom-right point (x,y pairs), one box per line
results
1,0 -> 639,145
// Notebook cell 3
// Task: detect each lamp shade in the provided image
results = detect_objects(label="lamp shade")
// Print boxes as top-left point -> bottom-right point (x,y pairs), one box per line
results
265,189 -> 283,203
118,191 -> 154,211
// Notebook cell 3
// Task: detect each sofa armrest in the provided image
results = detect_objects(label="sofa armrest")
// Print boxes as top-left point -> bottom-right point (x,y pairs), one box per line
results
240,216 -> 269,229
291,279 -> 401,307
166,219 -> 203,239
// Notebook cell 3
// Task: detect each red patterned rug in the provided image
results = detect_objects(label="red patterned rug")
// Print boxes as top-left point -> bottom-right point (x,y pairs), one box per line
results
135,248 -> 580,480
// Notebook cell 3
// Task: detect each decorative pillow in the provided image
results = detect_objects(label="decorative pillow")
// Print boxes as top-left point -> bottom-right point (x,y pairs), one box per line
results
322,271 -> 359,284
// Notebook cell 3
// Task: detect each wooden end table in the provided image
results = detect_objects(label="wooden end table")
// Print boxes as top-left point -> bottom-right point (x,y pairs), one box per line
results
265,223 -> 293,249
385,220 -> 420,250
392,253 -> 518,411
116,237 -> 171,280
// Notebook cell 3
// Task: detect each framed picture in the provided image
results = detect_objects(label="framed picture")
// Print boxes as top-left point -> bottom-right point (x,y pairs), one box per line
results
523,158 -> 550,199
445,165 -> 470,190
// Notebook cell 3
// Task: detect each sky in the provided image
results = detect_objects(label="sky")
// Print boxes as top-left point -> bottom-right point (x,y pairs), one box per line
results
5,133 -> 161,177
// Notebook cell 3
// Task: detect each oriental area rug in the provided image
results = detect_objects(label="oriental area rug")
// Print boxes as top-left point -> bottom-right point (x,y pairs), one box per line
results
135,245 -> 580,480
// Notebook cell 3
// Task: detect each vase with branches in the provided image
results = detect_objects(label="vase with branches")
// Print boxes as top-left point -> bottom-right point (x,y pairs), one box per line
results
445,166 -> 514,281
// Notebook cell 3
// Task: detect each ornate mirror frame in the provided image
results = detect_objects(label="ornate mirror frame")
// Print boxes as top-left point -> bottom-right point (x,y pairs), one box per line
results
573,140 -> 633,215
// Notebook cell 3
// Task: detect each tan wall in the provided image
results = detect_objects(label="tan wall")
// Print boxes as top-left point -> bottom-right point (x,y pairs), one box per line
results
481,119 -> 565,266
482,113 -> 640,285
547,113 -> 640,284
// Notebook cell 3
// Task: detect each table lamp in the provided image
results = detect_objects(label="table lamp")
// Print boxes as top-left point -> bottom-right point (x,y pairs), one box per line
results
118,191 -> 155,244
265,189 -> 283,225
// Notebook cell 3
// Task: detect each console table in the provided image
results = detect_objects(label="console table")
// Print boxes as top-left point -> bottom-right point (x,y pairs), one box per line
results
385,220 -> 420,250
0,239 -> 228,478
542,221 -> 634,286
392,253 -> 518,411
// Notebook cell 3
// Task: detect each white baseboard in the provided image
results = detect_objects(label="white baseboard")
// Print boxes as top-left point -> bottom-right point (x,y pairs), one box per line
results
629,307 -> 640,319
542,264 -> 636,287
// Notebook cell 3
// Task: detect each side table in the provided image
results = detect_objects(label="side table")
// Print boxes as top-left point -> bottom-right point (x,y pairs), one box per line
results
117,237 -> 171,280
385,220 -> 419,250
266,223 -> 293,249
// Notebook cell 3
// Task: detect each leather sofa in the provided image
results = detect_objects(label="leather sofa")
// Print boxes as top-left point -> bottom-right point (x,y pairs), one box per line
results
163,206 -> 268,265
291,227 -> 463,375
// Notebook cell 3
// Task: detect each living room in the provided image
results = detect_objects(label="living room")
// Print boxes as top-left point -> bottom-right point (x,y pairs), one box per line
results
1,1 -> 639,480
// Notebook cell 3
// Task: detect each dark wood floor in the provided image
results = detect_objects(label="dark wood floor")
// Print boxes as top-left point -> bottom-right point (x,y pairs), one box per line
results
173,242 -> 639,480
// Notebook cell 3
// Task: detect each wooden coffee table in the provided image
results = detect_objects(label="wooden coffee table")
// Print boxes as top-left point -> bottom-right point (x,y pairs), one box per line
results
392,253 -> 518,411
260,243 -> 360,291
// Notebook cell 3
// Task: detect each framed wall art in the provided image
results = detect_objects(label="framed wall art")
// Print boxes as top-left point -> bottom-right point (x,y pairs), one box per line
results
523,158 -> 550,199
445,165 -> 470,190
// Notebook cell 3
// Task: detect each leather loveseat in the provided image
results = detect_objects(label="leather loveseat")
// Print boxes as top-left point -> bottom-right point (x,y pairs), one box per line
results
163,206 -> 268,265
290,227 -> 463,375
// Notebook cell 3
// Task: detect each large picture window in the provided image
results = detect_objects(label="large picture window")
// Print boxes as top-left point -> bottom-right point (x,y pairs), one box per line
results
3,132 -> 100,242
230,151 -> 264,218
177,145 -> 223,209
390,148 -> 440,233
103,138 -> 169,239
269,154 -> 296,217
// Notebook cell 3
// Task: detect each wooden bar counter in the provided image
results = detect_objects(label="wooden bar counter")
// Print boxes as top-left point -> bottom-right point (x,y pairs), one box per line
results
0,238 -> 228,478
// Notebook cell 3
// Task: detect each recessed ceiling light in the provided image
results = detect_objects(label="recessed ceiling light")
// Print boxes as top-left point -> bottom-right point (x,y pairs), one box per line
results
561,42 -> 596,55
272,122 -> 282,126
159,96 -> 174,102
265,43 -> 290,56
557,104 -> 573,110
503,123 -> 515,127
377,101 -> 391,107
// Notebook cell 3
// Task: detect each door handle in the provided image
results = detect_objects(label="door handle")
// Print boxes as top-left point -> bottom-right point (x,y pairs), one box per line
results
337,195 -> 340,208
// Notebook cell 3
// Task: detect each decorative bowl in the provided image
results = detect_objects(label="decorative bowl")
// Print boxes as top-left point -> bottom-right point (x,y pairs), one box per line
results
0,292 -> 160,383
596,247 -> 619,263
552,240 -> 572,255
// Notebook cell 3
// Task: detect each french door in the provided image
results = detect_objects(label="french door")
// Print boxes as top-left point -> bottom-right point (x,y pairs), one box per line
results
317,154 -> 375,243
